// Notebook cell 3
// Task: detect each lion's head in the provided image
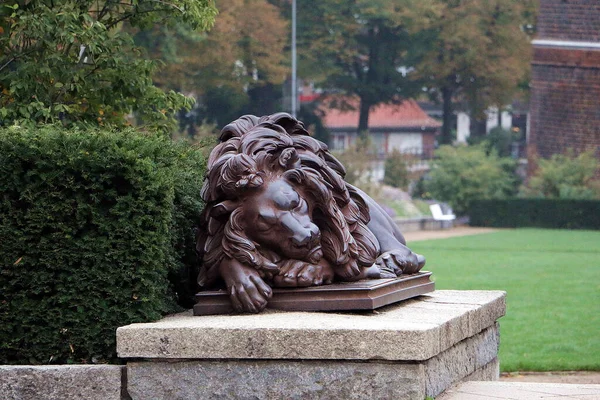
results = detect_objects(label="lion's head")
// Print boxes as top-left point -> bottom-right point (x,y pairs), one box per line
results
196,113 -> 379,288
237,177 -> 322,263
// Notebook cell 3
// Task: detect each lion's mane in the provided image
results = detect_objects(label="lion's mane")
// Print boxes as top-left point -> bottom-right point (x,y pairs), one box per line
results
196,113 -> 379,288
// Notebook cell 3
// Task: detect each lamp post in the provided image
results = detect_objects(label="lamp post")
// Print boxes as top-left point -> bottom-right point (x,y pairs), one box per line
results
291,0 -> 297,118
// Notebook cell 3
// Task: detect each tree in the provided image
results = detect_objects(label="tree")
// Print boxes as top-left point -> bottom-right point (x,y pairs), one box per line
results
297,102 -> 331,145
416,0 -> 535,144
425,144 -> 519,214
0,0 -> 217,132
294,0 -> 439,141
521,150 -> 600,199
134,0 -> 289,129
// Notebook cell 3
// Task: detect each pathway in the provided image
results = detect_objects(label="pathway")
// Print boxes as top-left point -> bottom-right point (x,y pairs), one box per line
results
437,381 -> 600,400
403,226 -> 500,243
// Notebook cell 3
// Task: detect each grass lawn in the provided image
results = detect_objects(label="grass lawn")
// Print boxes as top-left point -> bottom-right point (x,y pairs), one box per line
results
409,228 -> 600,372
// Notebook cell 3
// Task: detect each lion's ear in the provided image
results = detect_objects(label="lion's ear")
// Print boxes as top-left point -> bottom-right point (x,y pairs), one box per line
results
210,200 -> 240,218
279,147 -> 300,169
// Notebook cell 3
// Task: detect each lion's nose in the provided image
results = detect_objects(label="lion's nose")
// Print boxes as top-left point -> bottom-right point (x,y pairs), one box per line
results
292,229 -> 313,246
292,224 -> 319,247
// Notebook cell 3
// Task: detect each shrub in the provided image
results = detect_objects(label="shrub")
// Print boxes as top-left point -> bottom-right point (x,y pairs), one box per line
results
469,199 -> 600,229
0,125 -> 205,364
468,127 -> 520,158
383,149 -> 410,189
521,150 -> 600,199
425,144 -> 519,215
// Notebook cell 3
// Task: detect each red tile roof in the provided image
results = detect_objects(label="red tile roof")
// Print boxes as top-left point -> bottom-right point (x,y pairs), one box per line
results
321,98 -> 441,129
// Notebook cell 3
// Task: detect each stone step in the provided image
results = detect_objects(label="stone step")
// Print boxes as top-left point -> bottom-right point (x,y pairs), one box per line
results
437,381 -> 600,400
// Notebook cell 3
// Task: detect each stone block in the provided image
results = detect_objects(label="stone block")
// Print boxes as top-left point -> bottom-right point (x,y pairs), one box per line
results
0,365 -> 124,400
127,360 -> 425,400
117,290 -> 505,362
125,321 -> 500,400
462,358 -> 500,383
424,324 -> 499,398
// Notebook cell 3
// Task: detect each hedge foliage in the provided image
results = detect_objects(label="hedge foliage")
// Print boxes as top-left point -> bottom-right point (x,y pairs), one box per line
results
0,125 -> 205,364
469,199 -> 600,229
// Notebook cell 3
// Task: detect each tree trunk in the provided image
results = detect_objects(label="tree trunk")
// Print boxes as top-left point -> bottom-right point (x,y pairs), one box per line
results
497,107 -> 502,129
441,86 -> 453,145
357,97 -> 371,147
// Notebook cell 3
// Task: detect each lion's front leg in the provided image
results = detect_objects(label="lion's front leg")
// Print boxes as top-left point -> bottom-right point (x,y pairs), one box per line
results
219,257 -> 273,313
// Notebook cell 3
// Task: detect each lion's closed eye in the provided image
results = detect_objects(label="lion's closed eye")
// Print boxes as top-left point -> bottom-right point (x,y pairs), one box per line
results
256,214 -> 274,231
293,199 -> 307,213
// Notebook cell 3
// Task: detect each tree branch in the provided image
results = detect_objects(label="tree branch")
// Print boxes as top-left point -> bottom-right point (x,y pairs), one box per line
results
0,47 -> 43,73
0,57 -> 16,74
105,8 -> 176,29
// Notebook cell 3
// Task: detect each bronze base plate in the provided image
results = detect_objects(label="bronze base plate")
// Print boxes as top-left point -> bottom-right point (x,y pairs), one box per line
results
193,271 -> 434,315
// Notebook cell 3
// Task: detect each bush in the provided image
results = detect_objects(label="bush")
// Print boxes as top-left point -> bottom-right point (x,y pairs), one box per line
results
468,127 -> 520,158
469,199 -> 600,229
425,144 -> 519,215
0,125 -> 205,364
383,149 -> 410,189
521,150 -> 600,199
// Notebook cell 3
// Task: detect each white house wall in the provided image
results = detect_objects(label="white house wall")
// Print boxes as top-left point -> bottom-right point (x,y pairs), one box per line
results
457,107 -> 517,142
457,112 -> 470,143
486,108 -> 513,132
329,131 -> 424,158
388,132 -> 423,153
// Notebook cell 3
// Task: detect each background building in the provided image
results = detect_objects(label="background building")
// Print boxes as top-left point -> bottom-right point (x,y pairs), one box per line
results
528,0 -> 600,170
322,99 -> 441,159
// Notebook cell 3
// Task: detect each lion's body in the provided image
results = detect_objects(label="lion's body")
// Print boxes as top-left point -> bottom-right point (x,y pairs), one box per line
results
196,113 -> 424,312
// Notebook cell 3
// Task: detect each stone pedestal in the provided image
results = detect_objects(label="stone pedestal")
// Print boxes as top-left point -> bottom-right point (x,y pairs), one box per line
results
117,290 -> 505,400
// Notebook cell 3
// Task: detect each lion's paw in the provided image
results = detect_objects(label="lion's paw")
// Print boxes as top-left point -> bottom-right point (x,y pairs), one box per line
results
219,259 -> 272,313
273,260 -> 331,287
333,261 -> 361,280
374,249 -> 426,277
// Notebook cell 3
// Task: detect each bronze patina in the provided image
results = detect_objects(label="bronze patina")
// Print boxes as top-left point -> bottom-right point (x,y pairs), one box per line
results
196,113 -> 426,313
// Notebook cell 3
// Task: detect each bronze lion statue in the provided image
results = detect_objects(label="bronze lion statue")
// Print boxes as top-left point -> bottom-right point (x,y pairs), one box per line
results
196,113 -> 425,313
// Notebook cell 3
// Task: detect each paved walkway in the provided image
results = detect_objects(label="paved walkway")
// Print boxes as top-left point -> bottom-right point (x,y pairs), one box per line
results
403,226 -> 500,243
501,371 -> 600,385
437,381 -> 600,400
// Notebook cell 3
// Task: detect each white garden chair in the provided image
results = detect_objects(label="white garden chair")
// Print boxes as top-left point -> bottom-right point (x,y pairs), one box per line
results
429,203 -> 456,221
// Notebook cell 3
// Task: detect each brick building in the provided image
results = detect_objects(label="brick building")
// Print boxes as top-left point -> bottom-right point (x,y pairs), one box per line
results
529,0 -> 600,170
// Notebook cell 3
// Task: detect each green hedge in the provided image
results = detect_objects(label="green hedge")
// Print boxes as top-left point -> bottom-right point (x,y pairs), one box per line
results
0,125 -> 205,364
469,199 -> 600,229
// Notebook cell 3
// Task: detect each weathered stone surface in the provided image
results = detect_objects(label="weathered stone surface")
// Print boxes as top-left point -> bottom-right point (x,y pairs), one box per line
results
420,290 -> 507,338
0,365 -> 124,400
124,323 -> 500,400
462,358 -> 500,383
424,324 -> 499,398
127,360 -> 425,400
117,290 -> 505,361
